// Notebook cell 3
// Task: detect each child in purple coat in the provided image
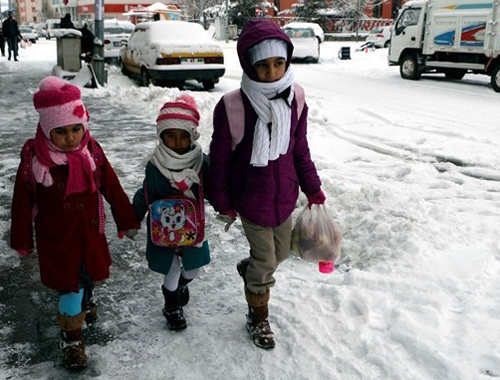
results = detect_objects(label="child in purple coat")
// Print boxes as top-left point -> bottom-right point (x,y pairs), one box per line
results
209,20 -> 326,349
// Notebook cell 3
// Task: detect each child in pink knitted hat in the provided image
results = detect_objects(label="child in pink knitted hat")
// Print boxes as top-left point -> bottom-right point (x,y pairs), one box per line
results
10,76 -> 139,370
132,94 -> 211,331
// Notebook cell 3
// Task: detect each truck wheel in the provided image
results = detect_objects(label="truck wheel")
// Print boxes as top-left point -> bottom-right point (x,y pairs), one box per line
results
491,64 -> 500,93
444,69 -> 466,80
400,53 -> 421,80
120,59 -> 128,76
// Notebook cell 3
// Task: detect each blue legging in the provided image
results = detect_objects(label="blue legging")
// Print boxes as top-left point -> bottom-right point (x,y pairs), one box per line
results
58,288 -> 84,316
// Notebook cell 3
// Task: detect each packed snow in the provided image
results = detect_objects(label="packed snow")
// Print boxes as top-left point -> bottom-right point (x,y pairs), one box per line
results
0,37 -> 499,380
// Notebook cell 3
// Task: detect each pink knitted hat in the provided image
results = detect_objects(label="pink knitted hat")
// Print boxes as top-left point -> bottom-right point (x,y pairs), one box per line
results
33,76 -> 90,138
156,95 -> 200,141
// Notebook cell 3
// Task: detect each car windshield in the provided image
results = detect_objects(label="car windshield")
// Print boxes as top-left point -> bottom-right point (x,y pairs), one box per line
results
105,26 -> 134,34
370,28 -> 383,34
284,28 -> 314,38
20,28 -> 32,33
149,23 -> 211,43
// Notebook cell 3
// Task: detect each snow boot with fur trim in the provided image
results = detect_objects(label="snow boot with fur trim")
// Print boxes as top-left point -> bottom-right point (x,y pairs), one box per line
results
57,311 -> 87,369
245,289 -> 275,349
162,285 -> 187,331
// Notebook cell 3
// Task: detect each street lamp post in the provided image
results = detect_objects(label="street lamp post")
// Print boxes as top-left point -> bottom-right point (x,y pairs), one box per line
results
93,0 -> 105,85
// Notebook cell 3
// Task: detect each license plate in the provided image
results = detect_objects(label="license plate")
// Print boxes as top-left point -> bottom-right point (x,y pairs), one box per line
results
181,58 -> 204,64
113,41 -> 122,47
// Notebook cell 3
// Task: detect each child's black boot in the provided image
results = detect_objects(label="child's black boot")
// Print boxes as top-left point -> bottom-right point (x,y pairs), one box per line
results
162,285 -> 187,331
82,285 -> 98,324
57,311 -> 88,369
176,276 -> 192,306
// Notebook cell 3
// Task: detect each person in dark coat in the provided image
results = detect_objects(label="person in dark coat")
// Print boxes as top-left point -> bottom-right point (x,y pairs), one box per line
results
80,24 -> 95,61
133,95 -> 210,331
60,13 -> 76,29
209,19 -> 326,349
10,76 -> 139,369
0,28 -> 5,56
2,11 -> 22,61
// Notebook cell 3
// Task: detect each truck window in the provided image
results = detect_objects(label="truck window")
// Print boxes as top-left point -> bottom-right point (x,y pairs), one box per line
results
395,8 -> 421,35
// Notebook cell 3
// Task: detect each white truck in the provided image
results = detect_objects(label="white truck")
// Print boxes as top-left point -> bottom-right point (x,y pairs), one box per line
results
388,0 -> 500,92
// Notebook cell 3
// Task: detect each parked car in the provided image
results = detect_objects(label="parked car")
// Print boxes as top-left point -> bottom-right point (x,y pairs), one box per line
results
366,26 -> 392,48
120,21 -> 225,90
45,19 -> 60,40
283,22 -> 325,43
21,24 -> 38,40
104,19 -> 135,64
19,26 -> 37,43
35,23 -> 47,38
283,23 -> 322,63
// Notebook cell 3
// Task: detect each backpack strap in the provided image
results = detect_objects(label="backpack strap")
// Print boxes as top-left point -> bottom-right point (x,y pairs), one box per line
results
223,89 -> 245,151
294,83 -> 305,119
223,84 -> 306,151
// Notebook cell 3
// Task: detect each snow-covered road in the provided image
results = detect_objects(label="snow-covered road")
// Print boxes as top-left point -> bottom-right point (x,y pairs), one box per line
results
1,39 -> 500,380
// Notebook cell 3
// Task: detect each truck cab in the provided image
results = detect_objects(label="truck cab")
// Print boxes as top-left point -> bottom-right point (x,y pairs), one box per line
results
388,1 -> 427,78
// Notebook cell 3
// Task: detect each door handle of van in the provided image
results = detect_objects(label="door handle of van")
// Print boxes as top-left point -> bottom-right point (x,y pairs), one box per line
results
411,37 -> 416,41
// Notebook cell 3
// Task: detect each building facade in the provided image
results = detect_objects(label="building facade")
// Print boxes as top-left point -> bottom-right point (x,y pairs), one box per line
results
16,0 -> 43,24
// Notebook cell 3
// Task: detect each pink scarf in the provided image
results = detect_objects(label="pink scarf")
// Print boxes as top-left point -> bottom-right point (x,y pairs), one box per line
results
32,124 -> 97,197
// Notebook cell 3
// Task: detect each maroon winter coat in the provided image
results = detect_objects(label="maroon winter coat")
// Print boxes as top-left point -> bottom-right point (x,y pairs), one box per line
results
209,20 -> 321,227
10,138 -> 138,292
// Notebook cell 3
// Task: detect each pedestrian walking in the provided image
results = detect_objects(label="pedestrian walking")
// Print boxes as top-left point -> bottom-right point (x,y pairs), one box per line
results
133,95 -> 211,331
209,19 -> 326,349
10,76 -> 139,369
0,28 -> 6,57
2,11 -> 22,61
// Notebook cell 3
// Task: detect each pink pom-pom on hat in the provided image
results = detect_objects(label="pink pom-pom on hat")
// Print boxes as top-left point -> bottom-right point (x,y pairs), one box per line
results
156,95 -> 200,141
33,76 -> 90,138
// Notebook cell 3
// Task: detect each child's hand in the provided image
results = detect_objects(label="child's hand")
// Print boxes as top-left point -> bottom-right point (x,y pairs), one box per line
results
16,249 -> 32,257
307,189 -> 326,208
216,209 -> 237,232
119,229 -> 139,241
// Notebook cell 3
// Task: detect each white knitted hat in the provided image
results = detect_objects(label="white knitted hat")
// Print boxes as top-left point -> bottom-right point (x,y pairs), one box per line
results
247,38 -> 288,65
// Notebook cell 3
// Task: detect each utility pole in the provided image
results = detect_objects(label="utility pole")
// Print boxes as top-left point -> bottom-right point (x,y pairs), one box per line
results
93,0 -> 105,85
225,0 -> 228,43
199,0 -> 204,26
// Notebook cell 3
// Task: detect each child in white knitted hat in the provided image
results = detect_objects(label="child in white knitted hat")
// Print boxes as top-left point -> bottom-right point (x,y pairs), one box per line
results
133,94 -> 210,331
10,76 -> 139,369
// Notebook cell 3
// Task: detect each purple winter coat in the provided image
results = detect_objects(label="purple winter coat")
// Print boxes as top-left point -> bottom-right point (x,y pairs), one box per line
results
209,20 -> 321,228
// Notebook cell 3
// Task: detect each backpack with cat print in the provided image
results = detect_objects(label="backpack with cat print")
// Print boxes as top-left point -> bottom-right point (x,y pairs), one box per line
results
144,178 -> 205,248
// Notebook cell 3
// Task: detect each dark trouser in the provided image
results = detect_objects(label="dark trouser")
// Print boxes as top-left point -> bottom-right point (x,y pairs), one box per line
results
0,38 -> 5,56
7,37 -> 18,59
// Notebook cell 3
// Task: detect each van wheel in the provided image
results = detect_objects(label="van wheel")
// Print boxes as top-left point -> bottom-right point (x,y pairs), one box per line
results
141,68 -> 152,87
202,79 -> 215,90
400,53 -> 421,80
444,69 -> 466,80
491,64 -> 500,93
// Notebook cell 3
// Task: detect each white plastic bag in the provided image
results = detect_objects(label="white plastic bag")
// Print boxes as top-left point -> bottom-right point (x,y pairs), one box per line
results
291,204 -> 341,262
20,39 -> 27,49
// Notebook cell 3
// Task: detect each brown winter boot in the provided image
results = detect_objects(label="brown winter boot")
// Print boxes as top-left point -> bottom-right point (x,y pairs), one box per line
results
57,311 -> 87,369
245,289 -> 275,349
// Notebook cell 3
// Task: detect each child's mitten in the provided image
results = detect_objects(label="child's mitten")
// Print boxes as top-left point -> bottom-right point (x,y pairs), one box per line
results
307,189 -> 326,208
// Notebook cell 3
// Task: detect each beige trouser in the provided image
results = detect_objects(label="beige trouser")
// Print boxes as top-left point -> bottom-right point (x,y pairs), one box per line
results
241,215 -> 293,295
